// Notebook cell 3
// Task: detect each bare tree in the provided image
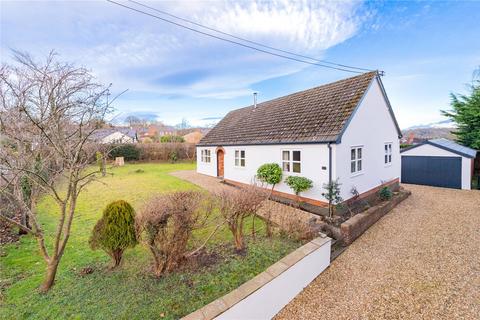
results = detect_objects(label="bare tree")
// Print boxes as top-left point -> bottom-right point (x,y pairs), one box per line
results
217,186 -> 267,251
136,191 -> 217,276
0,51 -> 113,292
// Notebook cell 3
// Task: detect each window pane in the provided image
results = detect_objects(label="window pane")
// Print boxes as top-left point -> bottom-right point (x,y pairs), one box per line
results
385,145 -> 388,152
357,148 -> 362,159
282,161 -> 290,172
385,155 -> 388,164
235,150 -> 239,158
357,160 -> 362,171
389,155 -> 392,163
351,161 -> 356,173
388,144 -> 392,152
235,158 -> 239,166
241,150 -> 245,158
351,149 -> 356,160
293,162 -> 301,173
282,151 -> 290,161
293,151 -> 301,161
241,159 -> 245,167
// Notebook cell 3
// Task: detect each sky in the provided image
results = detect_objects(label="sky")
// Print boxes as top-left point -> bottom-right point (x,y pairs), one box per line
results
1,0 -> 479,129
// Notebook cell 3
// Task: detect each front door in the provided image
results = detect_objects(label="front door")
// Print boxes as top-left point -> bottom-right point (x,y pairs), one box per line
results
217,149 -> 224,177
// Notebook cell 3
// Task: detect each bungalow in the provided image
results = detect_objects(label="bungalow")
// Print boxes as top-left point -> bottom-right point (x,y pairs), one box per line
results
196,71 -> 402,206
91,128 -> 138,144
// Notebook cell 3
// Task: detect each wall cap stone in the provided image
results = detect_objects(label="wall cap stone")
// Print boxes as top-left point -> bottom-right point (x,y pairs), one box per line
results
181,233 -> 331,320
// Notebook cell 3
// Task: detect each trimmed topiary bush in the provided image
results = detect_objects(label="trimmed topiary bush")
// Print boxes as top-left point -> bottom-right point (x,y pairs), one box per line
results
89,200 -> 138,268
256,163 -> 282,192
285,176 -> 313,196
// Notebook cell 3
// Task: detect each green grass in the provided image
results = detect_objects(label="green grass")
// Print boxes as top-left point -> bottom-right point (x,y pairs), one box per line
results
0,162 -> 300,319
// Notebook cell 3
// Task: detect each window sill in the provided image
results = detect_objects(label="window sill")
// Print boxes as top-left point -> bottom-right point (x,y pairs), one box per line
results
234,166 -> 246,169
384,163 -> 392,167
350,172 -> 364,178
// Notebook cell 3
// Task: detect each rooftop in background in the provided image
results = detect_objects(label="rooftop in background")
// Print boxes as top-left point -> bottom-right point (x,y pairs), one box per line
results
90,127 -> 137,140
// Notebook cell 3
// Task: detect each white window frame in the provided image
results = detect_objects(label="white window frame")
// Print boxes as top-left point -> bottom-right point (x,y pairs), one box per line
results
282,150 -> 302,173
384,142 -> 392,165
350,146 -> 363,175
201,149 -> 211,163
234,149 -> 246,167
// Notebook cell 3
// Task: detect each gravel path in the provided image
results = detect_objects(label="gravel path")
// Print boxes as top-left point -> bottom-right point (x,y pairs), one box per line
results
170,170 -> 318,232
276,184 -> 480,319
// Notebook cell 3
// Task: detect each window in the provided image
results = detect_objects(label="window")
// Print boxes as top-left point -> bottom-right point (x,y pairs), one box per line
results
351,147 -> 363,174
235,150 -> 246,167
282,150 -> 301,173
384,143 -> 392,164
201,149 -> 211,163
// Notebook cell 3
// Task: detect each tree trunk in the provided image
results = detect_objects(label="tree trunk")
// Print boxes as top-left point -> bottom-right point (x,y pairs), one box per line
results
234,229 -> 244,251
251,214 -> 256,239
40,259 -> 60,292
111,249 -> 123,269
101,157 -> 107,177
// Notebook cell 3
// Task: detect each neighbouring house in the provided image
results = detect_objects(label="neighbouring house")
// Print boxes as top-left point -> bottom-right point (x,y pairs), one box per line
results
183,131 -> 204,144
91,128 -> 138,144
400,138 -> 477,189
196,71 -> 402,206
138,124 -> 176,142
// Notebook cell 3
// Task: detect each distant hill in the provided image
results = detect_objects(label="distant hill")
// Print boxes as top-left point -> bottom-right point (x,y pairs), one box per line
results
402,120 -> 456,143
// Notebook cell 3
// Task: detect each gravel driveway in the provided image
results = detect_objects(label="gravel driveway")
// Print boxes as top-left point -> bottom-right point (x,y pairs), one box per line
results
276,184 -> 480,319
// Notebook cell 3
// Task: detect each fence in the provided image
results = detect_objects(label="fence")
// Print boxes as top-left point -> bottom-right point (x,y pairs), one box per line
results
108,143 -> 196,162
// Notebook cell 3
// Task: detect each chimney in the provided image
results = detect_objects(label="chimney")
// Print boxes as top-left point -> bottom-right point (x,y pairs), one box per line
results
253,92 -> 258,108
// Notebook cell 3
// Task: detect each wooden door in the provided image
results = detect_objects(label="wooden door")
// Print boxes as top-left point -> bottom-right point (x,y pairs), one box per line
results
217,149 -> 224,177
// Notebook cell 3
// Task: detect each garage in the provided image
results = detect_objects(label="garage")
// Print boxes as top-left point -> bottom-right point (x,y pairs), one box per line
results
401,138 -> 477,190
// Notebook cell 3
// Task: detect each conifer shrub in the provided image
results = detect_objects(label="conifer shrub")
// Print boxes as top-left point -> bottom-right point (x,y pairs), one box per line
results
89,200 -> 138,268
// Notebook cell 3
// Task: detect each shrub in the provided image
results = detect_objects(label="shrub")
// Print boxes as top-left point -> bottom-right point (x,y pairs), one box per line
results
256,163 -> 282,190
379,186 -> 393,201
285,176 -> 313,196
322,179 -> 343,218
168,151 -> 178,163
160,135 -> 185,143
109,144 -> 140,161
89,200 -> 138,268
136,191 -> 215,276
217,186 -> 267,251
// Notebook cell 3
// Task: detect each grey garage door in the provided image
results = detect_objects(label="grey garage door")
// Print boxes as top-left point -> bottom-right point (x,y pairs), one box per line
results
401,156 -> 462,189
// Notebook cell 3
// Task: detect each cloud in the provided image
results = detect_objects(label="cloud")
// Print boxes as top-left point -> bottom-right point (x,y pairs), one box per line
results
1,0 -> 369,121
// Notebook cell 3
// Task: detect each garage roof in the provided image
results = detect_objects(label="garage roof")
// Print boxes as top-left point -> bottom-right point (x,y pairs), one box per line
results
401,138 -> 477,158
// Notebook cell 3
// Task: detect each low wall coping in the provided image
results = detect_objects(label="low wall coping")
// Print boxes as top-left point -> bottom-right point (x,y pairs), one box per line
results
182,233 -> 331,320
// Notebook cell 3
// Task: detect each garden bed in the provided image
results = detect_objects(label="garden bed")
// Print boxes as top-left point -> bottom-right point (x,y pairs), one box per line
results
0,163 -> 303,320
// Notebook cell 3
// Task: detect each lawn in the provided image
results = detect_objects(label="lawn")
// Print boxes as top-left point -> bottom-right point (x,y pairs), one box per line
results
0,162 -> 300,319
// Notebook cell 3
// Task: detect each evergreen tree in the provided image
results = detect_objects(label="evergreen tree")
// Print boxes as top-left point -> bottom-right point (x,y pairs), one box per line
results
442,69 -> 480,149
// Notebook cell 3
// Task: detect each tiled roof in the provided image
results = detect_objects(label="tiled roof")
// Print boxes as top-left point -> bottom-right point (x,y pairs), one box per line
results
199,71 -> 380,146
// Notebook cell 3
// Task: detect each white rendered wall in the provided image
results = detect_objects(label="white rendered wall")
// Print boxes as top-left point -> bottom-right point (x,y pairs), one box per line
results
196,146 -> 217,177
401,144 -> 472,190
335,78 -> 401,200
216,238 -> 331,320
224,144 -> 331,201
197,144 -> 332,201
